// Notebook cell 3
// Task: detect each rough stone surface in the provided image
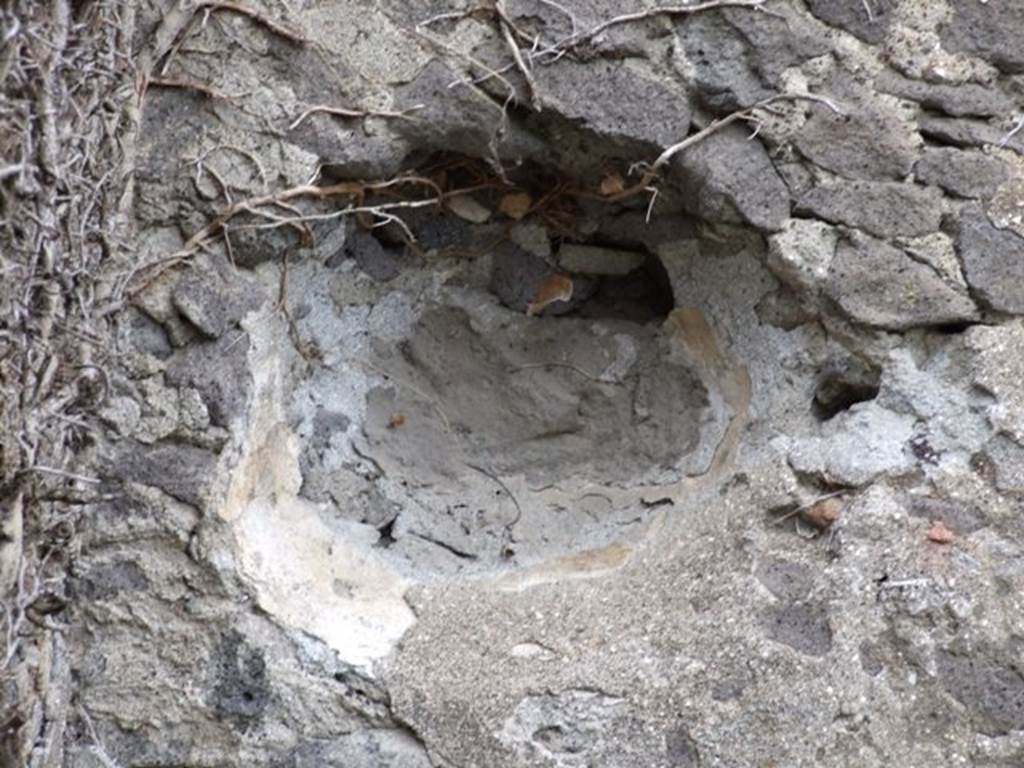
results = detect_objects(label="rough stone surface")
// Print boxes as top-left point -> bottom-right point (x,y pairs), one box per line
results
62,3 -> 1024,768
795,104 -> 919,181
796,181 -> 943,239
826,234 -> 979,330
536,58 -> 692,148
558,244 -> 645,275
915,147 -> 1011,200
940,1 -> 1024,74
957,204 -> 1024,314
674,123 -> 790,231
675,4 -> 829,111
917,115 -> 1024,156
805,0 -> 894,44
876,70 -> 1014,118
172,266 -> 263,339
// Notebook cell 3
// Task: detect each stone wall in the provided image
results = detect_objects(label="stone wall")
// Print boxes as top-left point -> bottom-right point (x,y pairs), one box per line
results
43,1 -> 1024,766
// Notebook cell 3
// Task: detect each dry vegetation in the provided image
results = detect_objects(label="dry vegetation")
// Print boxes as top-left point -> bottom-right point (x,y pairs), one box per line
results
1,0 -> 137,763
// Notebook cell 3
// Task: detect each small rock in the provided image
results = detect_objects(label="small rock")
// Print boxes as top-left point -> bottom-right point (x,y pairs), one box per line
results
915,148 -> 1010,200
536,57 -> 692,147
957,204 -> 1024,314
788,405 -> 918,486
801,498 -> 842,531
795,181 -> 943,239
796,106 -> 918,181
827,234 -> 978,330
102,441 -> 218,508
940,2 -> 1024,74
927,520 -> 955,544
98,396 -> 142,437
985,433 -> 1024,494
489,242 -> 592,315
877,71 -> 1013,118
498,192 -> 532,220
172,268 -> 264,340
558,244 -> 645,276
344,228 -> 404,282
674,123 -> 790,231
804,0 -> 893,44
765,219 -> 838,297
509,221 -> 551,258
760,601 -> 833,657
446,195 -> 492,224
917,116 -> 1024,156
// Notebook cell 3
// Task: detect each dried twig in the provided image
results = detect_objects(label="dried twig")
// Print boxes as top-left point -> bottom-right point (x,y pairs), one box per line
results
606,92 -> 844,202
546,0 -> 770,55
288,103 -> 424,130
494,0 -> 542,111
1,0 -> 142,756
148,76 -> 238,100
465,462 -> 523,558
999,116 -> 1024,147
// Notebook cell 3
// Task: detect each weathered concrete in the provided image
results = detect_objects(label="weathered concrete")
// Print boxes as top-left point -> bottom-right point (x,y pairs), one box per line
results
68,1 -> 1024,766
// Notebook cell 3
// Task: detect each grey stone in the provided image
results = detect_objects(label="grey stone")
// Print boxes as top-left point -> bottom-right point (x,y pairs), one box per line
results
765,219 -> 838,298
796,181 -> 942,239
957,205 -> 1024,314
940,2 -> 1024,74
509,221 -> 552,259
537,58 -> 692,148
172,268 -> 263,339
876,71 -> 1014,118
558,244 -> 645,276
392,59 -> 544,162
827,235 -> 978,329
75,559 -> 150,601
98,396 -> 143,437
675,5 -> 829,111
915,148 -> 1010,200
673,123 -> 790,231
102,441 -> 218,508
917,116 -> 1024,156
343,229 -> 405,282
805,0 -> 894,44
754,286 -> 817,329
209,630 -> 270,732
796,106 -> 919,180
489,242 -> 589,315
754,557 -> 815,601
664,726 -> 701,767
122,307 -> 173,359
985,434 -> 1024,494
165,334 -> 251,427
788,405 -> 918,486
760,602 -> 833,657
937,645 -> 1024,735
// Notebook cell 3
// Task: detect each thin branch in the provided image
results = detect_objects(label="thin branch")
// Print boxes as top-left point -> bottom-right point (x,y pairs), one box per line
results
495,0 -> 542,111
465,462 -> 523,558
999,116 -> 1024,147
194,0 -> 305,45
288,103 -> 424,130
606,92 -> 844,202
550,0 -> 768,53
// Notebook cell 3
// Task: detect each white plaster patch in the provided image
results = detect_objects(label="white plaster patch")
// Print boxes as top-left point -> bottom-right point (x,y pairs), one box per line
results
234,495 -> 415,671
